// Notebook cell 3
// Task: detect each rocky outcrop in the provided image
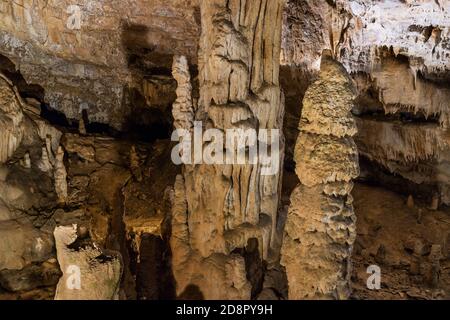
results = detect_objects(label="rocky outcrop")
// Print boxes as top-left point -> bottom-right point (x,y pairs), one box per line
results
281,54 -> 359,299
170,0 -> 285,300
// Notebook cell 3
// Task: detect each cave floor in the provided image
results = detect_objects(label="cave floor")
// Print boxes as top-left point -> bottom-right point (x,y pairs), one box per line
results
351,183 -> 450,300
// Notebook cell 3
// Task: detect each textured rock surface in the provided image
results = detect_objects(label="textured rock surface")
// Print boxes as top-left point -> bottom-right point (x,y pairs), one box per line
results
282,0 -> 450,207
1,0 -> 449,301
54,225 -> 122,300
0,0 -> 200,129
351,183 -> 450,300
340,1 -> 450,206
170,0 -> 285,300
339,0 -> 450,80
281,55 -> 359,299
0,74 -> 24,163
0,65 -> 177,299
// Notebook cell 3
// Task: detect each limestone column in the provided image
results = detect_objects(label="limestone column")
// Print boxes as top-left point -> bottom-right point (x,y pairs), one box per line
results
281,53 -> 359,299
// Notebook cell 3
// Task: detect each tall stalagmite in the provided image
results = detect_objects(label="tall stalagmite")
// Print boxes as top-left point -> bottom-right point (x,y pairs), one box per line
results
170,0 -> 286,299
281,53 -> 359,299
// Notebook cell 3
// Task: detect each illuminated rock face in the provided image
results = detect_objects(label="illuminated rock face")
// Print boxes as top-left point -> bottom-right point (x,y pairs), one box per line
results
0,74 -> 24,164
282,0 -> 450,76
281,54 -> 359,300
0,0 -> 200,129
282,0 -> 450,207
339,0 -> 450,80
170,0 -> 285,300
54,225 -> 122,300
1,0 -> 450,301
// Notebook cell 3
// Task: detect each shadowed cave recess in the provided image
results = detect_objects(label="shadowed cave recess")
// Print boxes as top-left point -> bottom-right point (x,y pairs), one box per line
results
0,0 -> 449,301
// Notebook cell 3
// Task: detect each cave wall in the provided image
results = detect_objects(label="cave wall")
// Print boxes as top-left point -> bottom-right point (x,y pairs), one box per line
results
0,0 -> 200,129
1,0 -> 450,301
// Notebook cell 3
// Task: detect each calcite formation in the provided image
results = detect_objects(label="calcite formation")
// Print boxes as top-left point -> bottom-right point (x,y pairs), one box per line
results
54,147 -> 68,204
1,0 -> 450,302
0,0 -> 200,130
0,73 -> 24,164
170,0 -> 285,299
171,55 -> 194,131
281,54 -> 359,299
54,225 -> 122,300
339,0 -> 450,80
338,1 -> 450,206
281,0 -> 450,207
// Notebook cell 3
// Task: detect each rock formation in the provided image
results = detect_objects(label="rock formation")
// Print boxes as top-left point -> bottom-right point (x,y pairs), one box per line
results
54,225 -> 122,300
38,146 -> 52,173
281,0 -> 450,208
171,55 -> 194,131
281,53 -> 359,299
0,74 -> 24,164
170,0 -> 286,299
0,0 -> 449,301
0,0 -> 201,130
54,147 -> 68,205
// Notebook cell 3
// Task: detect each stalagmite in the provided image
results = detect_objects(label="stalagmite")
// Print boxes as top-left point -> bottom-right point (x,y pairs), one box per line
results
54,146 -> 68,204
0,0 -> 448,302
427,245 -> 442,288
430,194 -> 440,211
171,55 -> 194,131
45,136 -> 56,165
417,209 -> 423,224
281,53 -> 359,300
170,0 -> 286,299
